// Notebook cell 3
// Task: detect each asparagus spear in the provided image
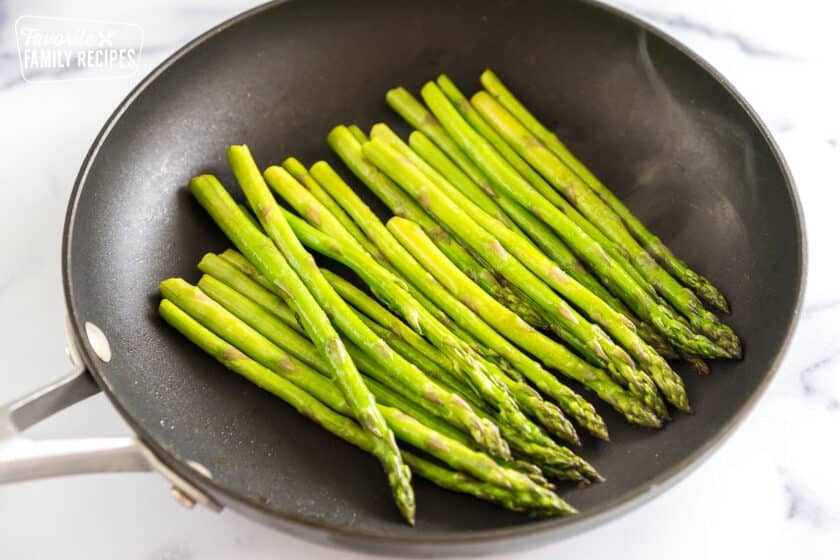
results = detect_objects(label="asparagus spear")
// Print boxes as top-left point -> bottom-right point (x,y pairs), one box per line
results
407,125 -> 678,360
389,214 -> 665,427
191,169 -> 504,462
198,272 -> 474,453
385,86 -> 686,366
322,268 -> 453,371
418,82 -> 733,359
480,69 -> 730,313
470,91 -> 740,354
189,168 -> 414,523
189,274 -> 574,486
198,252 -> 301,330
296,161 -> 506,365
282,156 -> 387,263
373,124 -> 686,414
431,76 -> 635,319
158,298 -> 414,519
401,450 -> 560,515
244,205 -> 591,475
327,125 -> 546,328
347,124 -> 369,145
266,163 -> 570,448
324,266 -> 579,445
159,298 -> 571,515
409,124 -> 611,312
265,167 -> 531,421
385,86 -> 654,300
209,251 -> 592,474
217,246 -> 507,389
358,377 -> 557,491
384,88 -> 683,359
363,138 -> 662,426
165,278 -> 535,494
389,82 -> 645,334
307,142 -> 622,429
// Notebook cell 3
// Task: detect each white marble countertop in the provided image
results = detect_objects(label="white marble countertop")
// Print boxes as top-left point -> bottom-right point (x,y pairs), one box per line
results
1,0 -> 838,558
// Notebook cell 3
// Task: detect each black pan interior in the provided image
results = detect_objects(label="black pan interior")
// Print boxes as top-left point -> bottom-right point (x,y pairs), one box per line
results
63,0 -> 803,549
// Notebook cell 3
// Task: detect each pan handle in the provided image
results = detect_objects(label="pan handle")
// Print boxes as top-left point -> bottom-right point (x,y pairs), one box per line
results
0,366 -> 221,511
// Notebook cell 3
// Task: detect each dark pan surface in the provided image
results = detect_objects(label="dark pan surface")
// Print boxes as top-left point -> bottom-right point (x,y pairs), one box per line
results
63,0 -> 804,552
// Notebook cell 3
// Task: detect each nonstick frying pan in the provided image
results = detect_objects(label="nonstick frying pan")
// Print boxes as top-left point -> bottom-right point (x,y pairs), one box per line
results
0,0 -> 805,555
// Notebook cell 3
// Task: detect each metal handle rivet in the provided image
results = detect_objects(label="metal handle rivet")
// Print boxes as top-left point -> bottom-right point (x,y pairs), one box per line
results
170,486 -> 197,509
84,322 -> 112,363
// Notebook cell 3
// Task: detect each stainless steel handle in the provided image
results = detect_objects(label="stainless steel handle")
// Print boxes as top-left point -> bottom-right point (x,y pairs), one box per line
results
0,359 -> 221,511
0,366 -> 150,482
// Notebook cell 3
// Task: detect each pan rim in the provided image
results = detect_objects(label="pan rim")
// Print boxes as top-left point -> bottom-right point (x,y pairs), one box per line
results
61,0 -> 807,550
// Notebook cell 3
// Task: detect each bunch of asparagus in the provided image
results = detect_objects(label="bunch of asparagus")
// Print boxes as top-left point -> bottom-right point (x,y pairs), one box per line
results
158,70 -> 738,522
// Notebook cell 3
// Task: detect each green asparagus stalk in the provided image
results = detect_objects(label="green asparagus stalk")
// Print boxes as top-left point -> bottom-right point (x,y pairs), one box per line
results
209,248 -> 468,397
327,125 -> 546,328
198,252 -> 302,330
266,163 -> 573,449
407,124 -> 679,360
480,69 -> 730,313
325,269 -> 579,445
239,201 -> 592,474
216,246 -> 499,393
282,163 -> 587,444
362,138 -> 662,427
189,169 -> 414,523
264,165 -> 535,431
298,161 -> 506,365
159,298 -> 571,515
418,82 -> 732,359
196,271 -> 467,449
199,269 -> 586,482
167,277 -> 541,495
371,124 -> 662,398
281,156 -> 387,263
385,86 -> 654,302
388,214 -> 665,429
318,135 -> 640,424
347,124 -> 369,145
400,450 -> 559,515
323,274 -> 594,471
191,169 -> 503,463
384,87 -> 686,363
193,273 -> 573,486
470,91 -> 740,354
322,268 -> 450,370
373,123 -> 686,414
409,124 -> 611,313
431,76 -> 633,318
387,82 -> 641,342
161,278 -> 349,411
